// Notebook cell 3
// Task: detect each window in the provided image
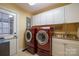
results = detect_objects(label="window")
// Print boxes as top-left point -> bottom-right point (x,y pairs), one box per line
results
26,17 -> 31,29
0,12 -> 14,34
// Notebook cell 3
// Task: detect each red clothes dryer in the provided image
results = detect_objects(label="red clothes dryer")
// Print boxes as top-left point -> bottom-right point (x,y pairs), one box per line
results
25,28 -> 37,54
36,28 -> 53,56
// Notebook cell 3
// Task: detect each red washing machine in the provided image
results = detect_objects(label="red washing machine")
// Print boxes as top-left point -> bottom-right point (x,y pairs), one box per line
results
25,28 -> 37,54
36,27 -> 53,56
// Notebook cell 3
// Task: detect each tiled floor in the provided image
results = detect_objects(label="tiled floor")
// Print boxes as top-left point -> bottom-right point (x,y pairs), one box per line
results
15,51 -> 38,56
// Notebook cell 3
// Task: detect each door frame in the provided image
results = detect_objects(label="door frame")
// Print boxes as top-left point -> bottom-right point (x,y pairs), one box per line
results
0,8 -> 20,53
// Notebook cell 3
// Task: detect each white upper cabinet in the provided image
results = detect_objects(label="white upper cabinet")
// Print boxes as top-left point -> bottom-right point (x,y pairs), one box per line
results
39,10 -> 54,25
32,12 -> 47,26
40,6 -> 65,25
65,4 -> 79,23
53,7 -> 65,24
40,11 -> 53,25
31,6 -> 65,26
32,15 -> 40,26
32,10 -> 54,26
31,4 -> 79,26
40,12 -> 47,25
45,10 -> 54,25
36,14 -> 41,25
31,16 -> 35,26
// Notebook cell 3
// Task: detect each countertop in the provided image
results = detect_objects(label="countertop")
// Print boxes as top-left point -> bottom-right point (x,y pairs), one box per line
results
52,35 -> 79,41
0,39 -> 9,44
52,37 -> 79,46
0,34 -> 17,40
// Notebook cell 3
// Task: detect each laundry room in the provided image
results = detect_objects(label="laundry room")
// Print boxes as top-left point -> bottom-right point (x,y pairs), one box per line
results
0,2 -> 79,56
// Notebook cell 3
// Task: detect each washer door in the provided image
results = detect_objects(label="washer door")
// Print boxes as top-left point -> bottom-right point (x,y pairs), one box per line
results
36,30 -> 48,45
25,30 -> 32,42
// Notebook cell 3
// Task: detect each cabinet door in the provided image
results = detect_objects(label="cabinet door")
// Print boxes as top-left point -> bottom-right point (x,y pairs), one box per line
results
52,39 -> 64,56
46,10 -> 54,25
32,15 -> 37,26
40,10 -> 54,25
53,7 -> 65,24
10,39 -> 16,56
0,41 -> 10,56
31,16 -> 35,26
32,14 -> 41,26
40,12 -> 47,25
65,4 -> 79,23
35,14 -> 41,25
65,44 -> 79,56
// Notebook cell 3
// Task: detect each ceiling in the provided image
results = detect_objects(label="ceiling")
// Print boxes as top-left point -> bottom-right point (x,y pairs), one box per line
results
16,3 -> 68,15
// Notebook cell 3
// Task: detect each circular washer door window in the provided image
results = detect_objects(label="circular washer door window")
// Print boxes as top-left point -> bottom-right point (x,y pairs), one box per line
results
25,30 -> 32,42
36,30 -> 48,45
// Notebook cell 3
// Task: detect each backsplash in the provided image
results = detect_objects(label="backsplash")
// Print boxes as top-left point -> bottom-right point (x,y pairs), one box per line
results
53,23 -> 79,41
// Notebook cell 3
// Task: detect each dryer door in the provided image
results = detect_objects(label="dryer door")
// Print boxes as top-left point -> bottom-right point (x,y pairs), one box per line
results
25,30 -> 32,42
36,30 -> 48,45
